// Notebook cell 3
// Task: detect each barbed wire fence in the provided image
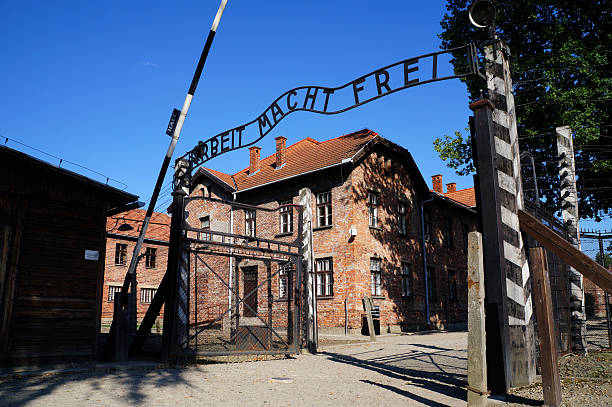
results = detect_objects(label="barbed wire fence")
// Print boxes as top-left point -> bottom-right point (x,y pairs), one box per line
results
579,231 -> 612,350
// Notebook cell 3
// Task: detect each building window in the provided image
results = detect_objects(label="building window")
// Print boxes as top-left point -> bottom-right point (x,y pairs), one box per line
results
368,192 -> 379,228
115,243 -> 127,265
448,269 -> 457,302
245,209 -> 256,237
316,191 -> 332,227
424,210 -> 432,242
398,201 -> 407,235
108,285 -> 122,303
199,216 -> 210,241
462,223 -> 470,253
370,258 -> 382,296
443,217 -> 453,248
427,266 -> 437,301
145,247 -> 157,268
401,263 -> 411,297
315,258 -> 334,297
278,263 -> 290,299
140,288 -> 157,304
279,200 -> 293,234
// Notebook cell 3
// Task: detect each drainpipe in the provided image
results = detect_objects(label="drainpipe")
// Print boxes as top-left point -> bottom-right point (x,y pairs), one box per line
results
420,194 -> 435,329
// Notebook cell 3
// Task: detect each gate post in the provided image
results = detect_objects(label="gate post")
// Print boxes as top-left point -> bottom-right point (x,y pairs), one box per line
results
556,125 -> 587,353
299,187 -> 317,352
482,41 -> 537,389
162,160 -> 190,362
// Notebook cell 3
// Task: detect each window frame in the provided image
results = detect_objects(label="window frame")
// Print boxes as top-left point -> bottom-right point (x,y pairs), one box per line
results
278,263 -> 290,299
108,285 -> 122,303
140,287 -> 157,304
245,209 -> 256,237
370,258 -> 382,297
443,217 -> 453,248
315,258 -> 334,298
316,191 -> 332,227
115,243 -> 127,265
199,216 -> 211,241
423,210 -> 432,242
279,199 -> 294,234
368,191 -> 379,228
401,262 -> 411,298
145,247 -> 157,268
398,201 -> 407,235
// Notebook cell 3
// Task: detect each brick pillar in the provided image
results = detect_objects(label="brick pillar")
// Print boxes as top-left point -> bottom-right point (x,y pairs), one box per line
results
485,41 -> 536,387
556,125 -> 587,353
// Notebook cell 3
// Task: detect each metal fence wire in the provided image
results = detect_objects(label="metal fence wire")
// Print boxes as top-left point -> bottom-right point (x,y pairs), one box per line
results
579,232 -> 612,351
524,202 -> 572,354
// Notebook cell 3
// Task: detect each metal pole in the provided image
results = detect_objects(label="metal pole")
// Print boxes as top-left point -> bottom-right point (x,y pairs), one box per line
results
119,0 -> 229,311
103,1 -> 229,360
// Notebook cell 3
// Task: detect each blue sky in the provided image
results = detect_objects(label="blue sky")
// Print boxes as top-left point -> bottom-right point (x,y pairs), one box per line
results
0,1 -> 607,231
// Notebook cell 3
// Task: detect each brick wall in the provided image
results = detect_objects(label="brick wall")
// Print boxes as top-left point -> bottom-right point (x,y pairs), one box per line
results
101,209 -> 170,328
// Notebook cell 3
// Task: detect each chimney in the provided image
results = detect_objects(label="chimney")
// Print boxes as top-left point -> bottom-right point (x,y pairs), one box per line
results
432,174 -> 443,193
275,136 -> 287,168
446,182 -> 456,193
249,146 -> 261,175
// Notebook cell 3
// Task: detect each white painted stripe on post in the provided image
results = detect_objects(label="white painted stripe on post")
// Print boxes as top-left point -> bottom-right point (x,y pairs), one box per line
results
497,170 -> 517,195
507,278 -> 525,306
492,110 -> 509,129
501,206 -> 520,232
509,315 -> 526,326
522,261 -> 530,289
524,294 -> 533,323
211,0 -> 228,32
495,137 -> 513,161
503,241 -> 522,269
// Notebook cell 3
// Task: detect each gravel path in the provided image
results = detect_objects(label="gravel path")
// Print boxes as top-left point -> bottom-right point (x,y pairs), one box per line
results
1,332 -> 609,406
0,332 -> 467,407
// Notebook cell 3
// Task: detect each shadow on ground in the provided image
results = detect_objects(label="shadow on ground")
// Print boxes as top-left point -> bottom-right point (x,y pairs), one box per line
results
0,366 -> 198,407
322,342 -> 468,407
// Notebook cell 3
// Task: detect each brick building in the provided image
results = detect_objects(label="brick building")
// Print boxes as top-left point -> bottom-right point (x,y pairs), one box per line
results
101,209 -> 170,328
186,129 -> 477,334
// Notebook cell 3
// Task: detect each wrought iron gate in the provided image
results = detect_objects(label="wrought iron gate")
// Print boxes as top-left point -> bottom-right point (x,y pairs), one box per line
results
183,196 -> 303,356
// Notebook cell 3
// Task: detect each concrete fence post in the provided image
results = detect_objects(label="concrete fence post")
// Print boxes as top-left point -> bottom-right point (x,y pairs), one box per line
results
556,125 -> 587,353
299,187 -> 317,352
467,231 -> 488,406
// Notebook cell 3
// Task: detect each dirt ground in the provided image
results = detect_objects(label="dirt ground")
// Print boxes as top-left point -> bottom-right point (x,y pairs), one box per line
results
0,331 -> 610,407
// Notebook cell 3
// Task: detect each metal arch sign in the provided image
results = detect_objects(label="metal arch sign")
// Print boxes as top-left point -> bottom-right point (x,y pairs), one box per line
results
182,43 -> 480,168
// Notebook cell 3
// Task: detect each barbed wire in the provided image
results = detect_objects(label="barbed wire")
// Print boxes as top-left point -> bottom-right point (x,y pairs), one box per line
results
2,133 -> 129,190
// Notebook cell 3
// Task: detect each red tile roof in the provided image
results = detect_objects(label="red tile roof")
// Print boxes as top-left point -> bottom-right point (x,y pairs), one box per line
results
106,209 -> 171,241
196,129 -> 378,192
442,187 -> 476,208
